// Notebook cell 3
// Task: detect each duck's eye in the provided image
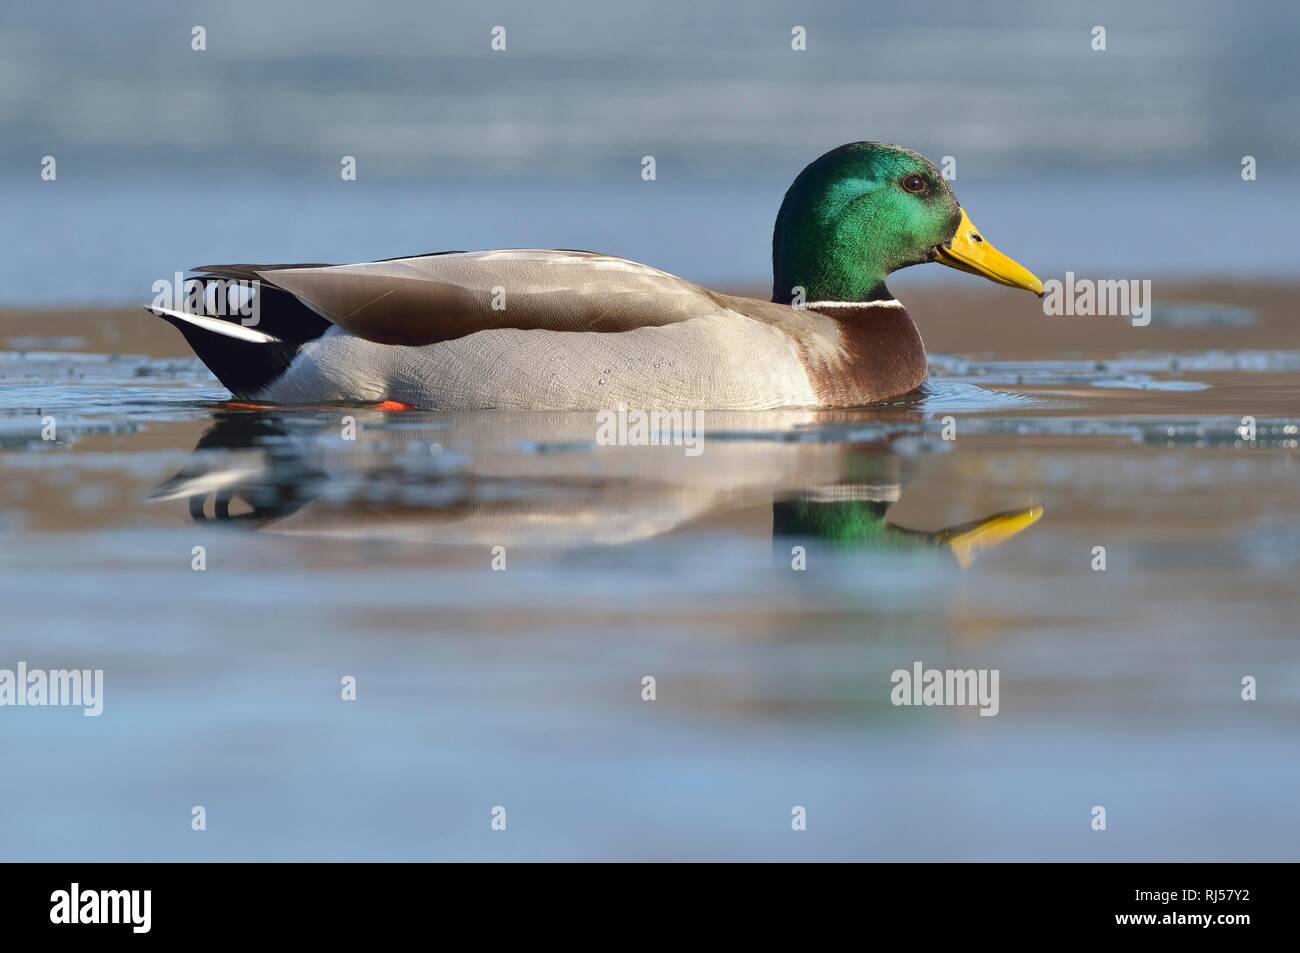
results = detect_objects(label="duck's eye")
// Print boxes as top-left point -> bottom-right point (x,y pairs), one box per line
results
901,174 -> 927,194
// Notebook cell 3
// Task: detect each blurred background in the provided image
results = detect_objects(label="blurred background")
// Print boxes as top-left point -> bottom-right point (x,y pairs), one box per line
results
0,0 -> 1294,304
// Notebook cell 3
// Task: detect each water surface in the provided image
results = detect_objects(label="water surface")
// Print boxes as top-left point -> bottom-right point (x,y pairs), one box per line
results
2,336 -> 1297,860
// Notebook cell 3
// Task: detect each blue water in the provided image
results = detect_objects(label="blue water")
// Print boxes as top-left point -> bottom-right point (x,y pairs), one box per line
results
2,173 -> 1292,307
2,346 -> 1299,860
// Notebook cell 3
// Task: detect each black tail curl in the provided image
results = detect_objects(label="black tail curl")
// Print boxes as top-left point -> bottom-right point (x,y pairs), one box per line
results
148,278 -> 333,398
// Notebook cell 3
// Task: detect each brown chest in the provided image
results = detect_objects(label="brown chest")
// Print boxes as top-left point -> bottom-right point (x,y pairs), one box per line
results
802,305 -> 928,406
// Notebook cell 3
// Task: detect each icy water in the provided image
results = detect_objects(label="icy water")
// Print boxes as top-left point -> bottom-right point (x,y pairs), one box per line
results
2,342 -> 1299,861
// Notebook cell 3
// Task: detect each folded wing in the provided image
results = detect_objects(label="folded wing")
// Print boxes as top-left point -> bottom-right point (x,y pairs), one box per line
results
195,249 -> 724,346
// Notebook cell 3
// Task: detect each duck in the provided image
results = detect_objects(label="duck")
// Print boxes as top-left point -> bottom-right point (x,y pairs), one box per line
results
147,142 -> 1043,411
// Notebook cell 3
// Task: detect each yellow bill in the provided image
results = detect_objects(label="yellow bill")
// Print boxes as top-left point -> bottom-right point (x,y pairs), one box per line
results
938,505 -> 1044,570
934,209 -> 1043,295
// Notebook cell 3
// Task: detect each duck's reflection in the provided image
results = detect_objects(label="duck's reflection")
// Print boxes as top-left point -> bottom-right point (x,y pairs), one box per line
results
773,490 -> 1041,569
151,409 -> 1041,567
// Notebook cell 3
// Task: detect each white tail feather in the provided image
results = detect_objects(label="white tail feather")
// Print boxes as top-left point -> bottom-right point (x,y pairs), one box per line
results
149,306 -> 281,344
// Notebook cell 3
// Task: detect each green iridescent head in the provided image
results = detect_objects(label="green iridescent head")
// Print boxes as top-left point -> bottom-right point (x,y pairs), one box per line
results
771,142 -> 1042,304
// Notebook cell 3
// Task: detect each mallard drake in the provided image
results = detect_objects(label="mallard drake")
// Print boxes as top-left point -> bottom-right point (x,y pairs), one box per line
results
148,142 -> 1042,410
